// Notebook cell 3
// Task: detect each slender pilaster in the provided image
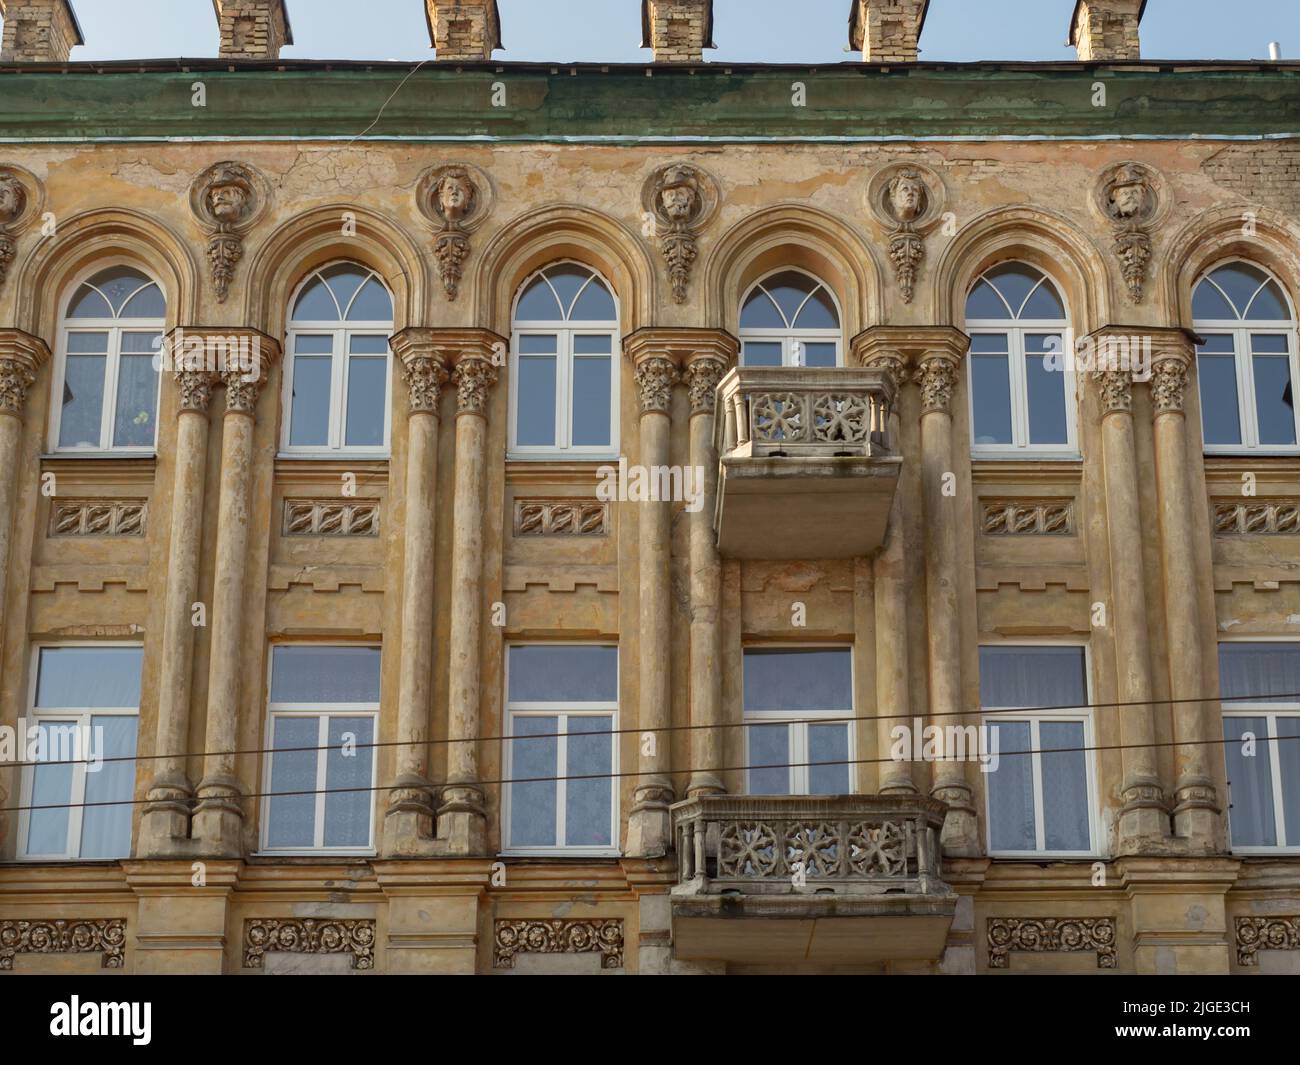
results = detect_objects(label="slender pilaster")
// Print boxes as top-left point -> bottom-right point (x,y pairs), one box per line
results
1150,333 -> 1219,847
193,330 -> 280,855
683,336 -> 736,797
138,353 -> 220,856
439,347 -> 499,856
1092,350 -> 1167,852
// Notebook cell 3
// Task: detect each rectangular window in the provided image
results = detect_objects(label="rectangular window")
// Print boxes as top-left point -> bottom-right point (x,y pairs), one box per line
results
261,645 -> 381,853
742,648 -> 853,795
504,645 -> 619,853
980,645 -> 1094,856
509,332 -> 618,458
283,331 -> 391,455
20,646 -> 143,861
1219,642 -> 1300,851
968,331 -> 1075,455
1198,331 -> 1300,453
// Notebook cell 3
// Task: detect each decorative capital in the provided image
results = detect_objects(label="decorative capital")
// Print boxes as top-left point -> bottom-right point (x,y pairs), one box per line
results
391,327 -> 504,415
1149,355 -> 1189,416
175,368 -> 220,414
684,353 -> 729,415
399,354 -> 449,414
453,355 -> 499,416
1093,368 -> 1133,416
850,325 -> 968,395
913,355 -> 959,415
0,329 -> 51,418
634,355 -> 680,415
624,328 -> 736,416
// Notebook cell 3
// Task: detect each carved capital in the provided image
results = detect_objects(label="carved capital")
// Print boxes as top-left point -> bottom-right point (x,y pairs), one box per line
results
1149,355 -> 1189,415
914,355 -> 958,415
1093,368 -> 1133,416
453,355 -> 498,416
175,368 -> 220,414
861,352 -> 908,393
685,353 -> 728,415
0,329 -> 51,419
399,354 -> 449,414
635,355 -> 679,415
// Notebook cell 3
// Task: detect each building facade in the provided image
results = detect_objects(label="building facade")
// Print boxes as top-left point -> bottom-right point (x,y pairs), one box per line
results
0,0 -> 1298,974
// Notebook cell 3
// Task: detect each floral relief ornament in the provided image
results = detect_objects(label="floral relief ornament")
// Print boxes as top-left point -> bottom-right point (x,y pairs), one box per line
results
0,165 -> 42,294
868,163 -> 947,305
417,163 -> 493,302
1095,161 -> 1163,304
190,162 -> 267,303
642,162 -> 719,304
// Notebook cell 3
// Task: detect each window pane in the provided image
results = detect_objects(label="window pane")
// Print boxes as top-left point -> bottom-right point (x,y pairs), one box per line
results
980,646 -> 1086,708
984,264 -> 1041,318
573,334 -> 611,354
510,716 -> 558,846
292,276 -> 340,321
763,272 -> 817,326
113,354 -> 158,447
120,283 -> 166,319
571,356 -> 611,447
565,716 -> 613,846
323,716 -> 373,847
79,715 -> 138,859
740,289 -> 784,329
1252,354 -> 1295,445
748,722 -> 790,794
1040,721 -> 1089,850
1021,280 -> 1065,320
267,716 -> 319,848
508,645 -> 617,702
1247,280 -> 1290,321
743,649 -> 852,712
26,719 -> 75,856
1223,716 -> 1276,847
67,285 -> 113,319
322,265 -> 369,316
808,723 -> 850,795
1278,717 -> 1300,847
1192,278 -> 1237,320
345,356 -> 387,447
792,286 -> 839,330
969,333 -> 1007,354
515,277 -> 563,320
289,356 -> 332,447
1251,334 -> 1289,354
966,280 -> 1011,320
1209,264 -> 1270,317
349,334 -> 389,354
547,267 -> 592,317
345,276 -> 392,321
1025,338 -> 1069,445
1197,352 -> 1241,445
1219,643 -> 1300,703
294,333 -> 333,354
570,277 -> 617,321
67,332 -> 109,353
970,353 -> 1012,445
741,341 -> 782,367
59,353 -> 106,448
801,342 -> 837,368
87,267 -> 154,315
986,720 -> 1035,851
515,355 -> 557,446
271,646 -> 381,704
37,647 -> 143,707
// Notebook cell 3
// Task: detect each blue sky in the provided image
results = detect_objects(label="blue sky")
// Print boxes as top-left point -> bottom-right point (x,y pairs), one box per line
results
19,0 -> 1300,63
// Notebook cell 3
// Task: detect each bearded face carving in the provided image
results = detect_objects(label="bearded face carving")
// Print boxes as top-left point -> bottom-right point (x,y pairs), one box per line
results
0,175 -> 26,227
645,163 -> 716,304
191,162 -> 264,304
207,181 -> 250,225
1097,162 -> 1160,303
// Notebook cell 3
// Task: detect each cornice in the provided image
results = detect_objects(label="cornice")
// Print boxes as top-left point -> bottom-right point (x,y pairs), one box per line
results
389,325 -> 505,367
850,324 -> 970,368
622,326 -> 739,370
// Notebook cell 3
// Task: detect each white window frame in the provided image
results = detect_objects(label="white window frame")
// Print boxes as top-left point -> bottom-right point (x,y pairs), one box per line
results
501,642 -> 621,857
738,267 -> 844,369
258,645 -> 381,856
980,640 -> 1099,859
508,263 -> 620,461
17,642 -> 142,862
49,260 -> 166,455
966,265 -> 1077,459
741,645 -> 856,796
1193,260 -> 1300,456
281,263 -> 394,458
1218,635 -> 1300,854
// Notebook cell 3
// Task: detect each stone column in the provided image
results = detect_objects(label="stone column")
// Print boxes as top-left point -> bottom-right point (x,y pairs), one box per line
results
382,329 -> 450,857
138,354 -> 220,856
683,337 -> 735,797
193,330 -> 280,855
624,334 -> 680,857
915,349 -> 979,853
439,346 -> 499,856
0,331 -> 49,657
1092,358 -> 1167,851
1150,334 -> 1219,847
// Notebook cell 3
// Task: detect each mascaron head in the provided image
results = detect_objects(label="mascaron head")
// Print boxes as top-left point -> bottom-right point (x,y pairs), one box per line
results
658,165 -> 700,225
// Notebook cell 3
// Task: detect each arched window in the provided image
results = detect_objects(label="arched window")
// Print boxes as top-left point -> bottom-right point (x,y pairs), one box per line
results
510,263 -> 619,457
284,262 -> 394,454
53,265 -> 166,452
1193,261 -> 1298,451
965,262 -> 1073,454
738,269 -> 842,367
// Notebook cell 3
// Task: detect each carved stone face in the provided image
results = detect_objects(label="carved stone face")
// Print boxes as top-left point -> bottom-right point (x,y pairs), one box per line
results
437,173 -> 473,223
0,177 -> 26,226
1110,181 -> 1147,220
660,183 -> 697,224
207,181 -> 249,223
889,174 -> 925,223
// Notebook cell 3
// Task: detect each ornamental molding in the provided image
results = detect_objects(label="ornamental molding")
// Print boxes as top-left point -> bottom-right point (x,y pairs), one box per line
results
452,354 -> 499,416
0,918 -> 127,970
416,162 -> 494,302
1092,161 -> 1167,305
684,353 -> 729,415
867,162 -> 947,305
174,368 -> 221,414
641,162 -> 721,304
982,500 -> 1074,536
1214,500 -> 1300,536
0,164 -> 44,295
0,328 -> 51,418
1149,356 -> 1189,415
493,919 -> 625,970
913,355 -> 959,415
1236,916 -> 1300,966
514,498 -> 610,536
987,917 -> 1117,969
283,499 -> 380,537
190,162 -> 269,303
242,918 -> 376,970
634,355 -> 679,415
850,326 -> 968,388
1092,368 -> 1133,416
51,499 -> 148,537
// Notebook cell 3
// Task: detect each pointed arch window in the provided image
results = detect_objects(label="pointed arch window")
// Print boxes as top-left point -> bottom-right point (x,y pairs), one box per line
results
283,263 -> 394,455
509,263 -> 620,458
1193,261 -> 1298,452
53,265 -> 166,452
964,263 -> 1075,455
738,269 -> 842,368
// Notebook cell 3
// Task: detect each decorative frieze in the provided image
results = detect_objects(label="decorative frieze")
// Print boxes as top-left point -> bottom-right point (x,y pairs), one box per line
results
51,499 -> 148,537
283,499 -> 380,537
242,918 -> 376,970
0,918 -> 127,970
987,917 -> 1117,969
514,499 -> 609,537
493,919 -> 625,970
1236,916 -> 1300,966
982,500 -> 1074,536
1214,500 -> 1300,536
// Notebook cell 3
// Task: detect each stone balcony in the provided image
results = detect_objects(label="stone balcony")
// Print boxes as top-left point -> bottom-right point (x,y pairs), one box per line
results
669,794 -> 956,967
712,367 -> 901,559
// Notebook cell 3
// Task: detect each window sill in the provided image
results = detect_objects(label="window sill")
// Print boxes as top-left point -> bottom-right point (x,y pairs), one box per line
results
986,851 -> 1100,861
276,452 -> 390,462
971,452 -> 1082,462
253,849 -> 377,859
498,849 -> 623,860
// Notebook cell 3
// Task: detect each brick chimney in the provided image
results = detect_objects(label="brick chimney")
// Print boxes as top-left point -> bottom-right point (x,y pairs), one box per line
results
425,1 -> 501,62
213,0 -> 292,61
0,0 -> 82,63
641,0 -> 715,64
1069,0 -> 1145,61
849,0 -> 928,63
